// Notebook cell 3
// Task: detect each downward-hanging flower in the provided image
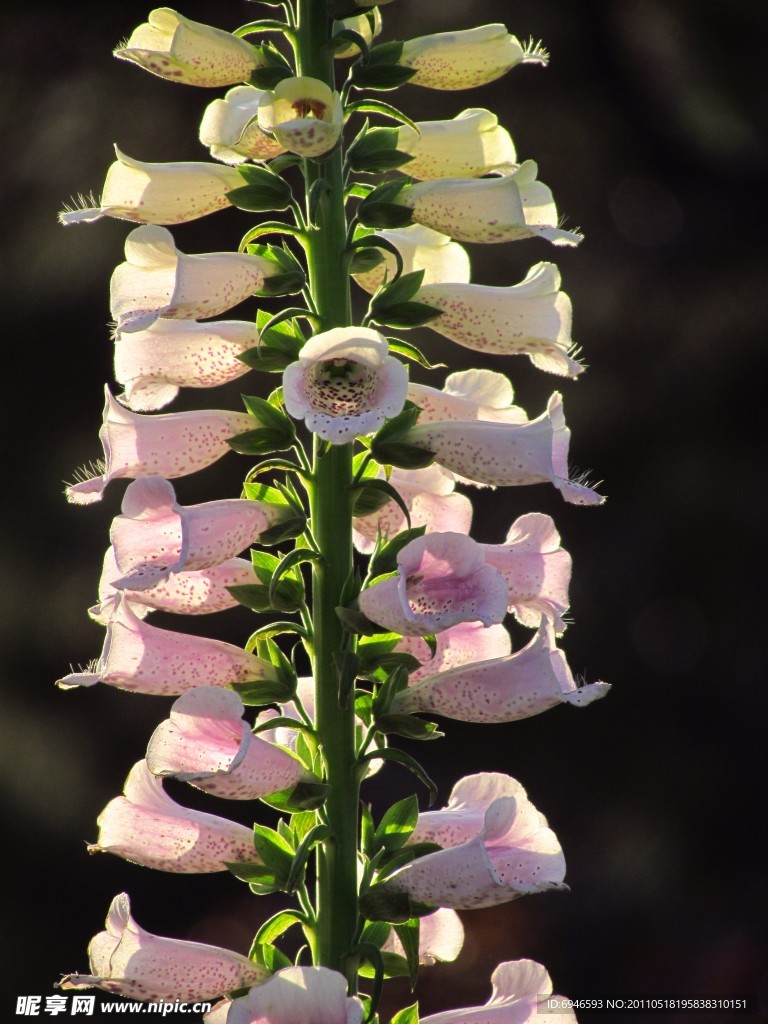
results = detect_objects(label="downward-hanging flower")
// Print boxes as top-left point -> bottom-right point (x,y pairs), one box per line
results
333,10 -> 383,58
59,147 -> 241,225
258,77 -> 343,159
65,387 -> 254,505
357,533 -> 509,636
408,368 -> 527,424
415,263 -> 581,378
282,327 -> 408,443
213,966 -> 365,1024
59,893 -> 269,1003
420,959 -> 578,1024
395,108 -> 516,180
106,476 -> 290,592
405,392 -> 605,505
111,225 -> 274,335
353,465 -> 473,554
395,163 -> 583,246
91,550 -> 255,624
382,908 -> 465,966
398,621 -> 512,684
397,25 -> 548,90
199,86 -> 286,164
91,760 -> 256,873
146,687 -> 309,799
481,513 -> 572,630
57,596 -> 277,696
393,618 -> 610,723
353,225 -> 470,295
114,9 -> 263,88
114,318 -> 259,411
380,772 -> 566,909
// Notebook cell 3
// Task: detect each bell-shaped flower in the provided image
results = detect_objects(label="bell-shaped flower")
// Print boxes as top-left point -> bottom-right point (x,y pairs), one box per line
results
333,10 -> 383,58
382,908 -> 464,966
58,596 -> 276,696
397,25 -> 548,91
147,687 -> 309,799
395,163 -> 582,247
393,618 -> 610,724
420,959 -> 578,1024
91,550 -> 255,624
396,108 -> 516,180
114,9 -> 263,88
59,893 -> 268,1003
481,513 -> 572,630
358,533 -> 508,636
354,225 -> 470,295
283,327 -> 407,444
219,966 -> 365,1024
398,621 -> 512,685
258,77 -> 343,159
114,318 -> 258,411
111,225 -> 273,335
199,86 -> 286,165
65,387 -> 253,505
59,147 -> 241,226
353,465 -> 472,555
91,760 -> 256,873
406,392 -> 605,505
408,368 -> 527,424
381,773 -> 565,909
106,476 -> 289,592
416,263 -> 581,378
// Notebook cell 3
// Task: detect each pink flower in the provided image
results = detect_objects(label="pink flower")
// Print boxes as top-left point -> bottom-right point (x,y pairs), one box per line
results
406,392 -> 605,505
415,263 -> 581,379
57,596 -> 276,696
481,513 -> 571,630
421,959 -> 578,1024
114,318 -> 259,411
111,225 -> 273,335
380,772 -> 565,909
357,533 -> 509,636
60,893 -> 267,1003
392,618 -> 610,723
65,388 -> 253,505
408,368 -> 527,424
106,477 -> 285,592
382,908 -> 464,966
91,550 -> 254,624
353,465 -> 473,555
146,687 -> 308,799
220,966 -> 364,1024
398,621 -> 512,684
91,760 -> 256,873
283,327 -> 407,443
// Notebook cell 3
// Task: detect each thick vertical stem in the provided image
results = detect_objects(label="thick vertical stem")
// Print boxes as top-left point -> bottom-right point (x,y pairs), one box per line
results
296,0 -> 359,988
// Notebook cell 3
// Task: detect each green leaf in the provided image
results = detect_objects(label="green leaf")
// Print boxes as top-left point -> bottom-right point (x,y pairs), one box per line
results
349,234 -> 405,285
348,247 -> 385,276
390,1003 -> 420,1024
226,583 -> 275,612
226,180 -> 291,213
346,99 -> 419,133
259,515 -> 309,546
371,664 -> 410,717
357,179 -> 412,230
268,153 -> 303,175
227,427 -> 296,456
359,952 -> 410,980
372,442 -> 435,471
358,747 -> 437,805
308,177 -> 331,226
246,621 -> 309,648
387,338 -> 446,370
347,126 -> 414,174
254,910 -> 306,948
371,301 -> 443,329
356,942 -> 385,1020
361,802 -> 376,858
334,650 -> 361,711
368,525 -> 426,578
285,823 -> 332,893
238,347 -> 293,372
336,605 -> 382,636
394,919 -> 420,987
261,780 -> 330,813
374,795 -> 418,852
249,65 -> 294,89
231,677 -> 296,706
378,843 -> 442,880
235,19 -> 290,35
332,28 -> 370,61
352,63 -> 417,91
372,269 -> 424,306
252,824 -> 294,877
250,942 -> 294,971
226,862 -> 281,894
374,714 -> 443,741
269,547 -> 320,606
363,40 -> 406,66
358,886 -> 414,924
352,477 -> 410,520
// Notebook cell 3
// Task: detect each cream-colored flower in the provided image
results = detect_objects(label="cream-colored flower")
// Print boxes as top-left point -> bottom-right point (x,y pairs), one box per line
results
258,77 -> 343,159
199,86 -> 286,164
354,225 -> 470,294
114,8 -> 262,87
396,108 -> 516,180
60,147 -> 241,226
399,25 -> 548,90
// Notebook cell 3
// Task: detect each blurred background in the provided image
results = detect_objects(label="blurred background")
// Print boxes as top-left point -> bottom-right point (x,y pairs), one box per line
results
1,1 -> 766,1020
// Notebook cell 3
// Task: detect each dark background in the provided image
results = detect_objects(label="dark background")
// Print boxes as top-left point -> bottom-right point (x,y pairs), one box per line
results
1,1 -> 765,1021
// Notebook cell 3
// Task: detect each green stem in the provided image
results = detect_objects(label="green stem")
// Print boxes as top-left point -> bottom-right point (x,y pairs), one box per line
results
296,0 -> 360,991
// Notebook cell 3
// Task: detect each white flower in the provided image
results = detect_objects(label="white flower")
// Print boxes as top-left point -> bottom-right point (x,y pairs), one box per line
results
60,146 -> 241,226
396,108 -> 516,180
354,225 -> 470,295
283,327 -> 407,443
114,8 -> 262,88
399,25 -> 548,91
199,86 -> 286,164
258,77 -> 343,159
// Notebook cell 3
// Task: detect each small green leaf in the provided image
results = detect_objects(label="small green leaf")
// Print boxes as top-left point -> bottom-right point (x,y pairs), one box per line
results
259,515 -> 308,546
378,843 -> 442,880
374,795 -> 418,852
358,886 -> 414,924
357,179 -> 412,229
387,338 -> 446,370
348,247 -> 386,276
371,301 -> 443,329
394,919 -> 420,987
334,650 -> 361,711
254,910 -> 306,948
227,167 -> 292,211
372,442 -> 435,471
361,802 -> 376,858
332,28 -> 370,61
261,780 -> 330,813
308,177 -> 331,226
249,65 -> 294,89
285,823 -> 332,893
371,269 -> 424,307
252,824 -> 294,877
358,747 -> 437,805
226,583 -> 275,612
390,1003 -> 420,1024
371,664 -> 410,717
352,63 -> 417,91
346,99 -> 419,133
227,427 -> 296,456
336,605 -> 382,636
249,942 -> 294,971
375,714 -> 443,741
368,525 -> 426,578
347,126 -> 414,174
226,862 -> 280,892
231,677 -> 296,706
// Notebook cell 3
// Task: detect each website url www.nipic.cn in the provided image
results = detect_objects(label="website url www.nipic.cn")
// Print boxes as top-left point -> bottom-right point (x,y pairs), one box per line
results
15,996 -> 213,1016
